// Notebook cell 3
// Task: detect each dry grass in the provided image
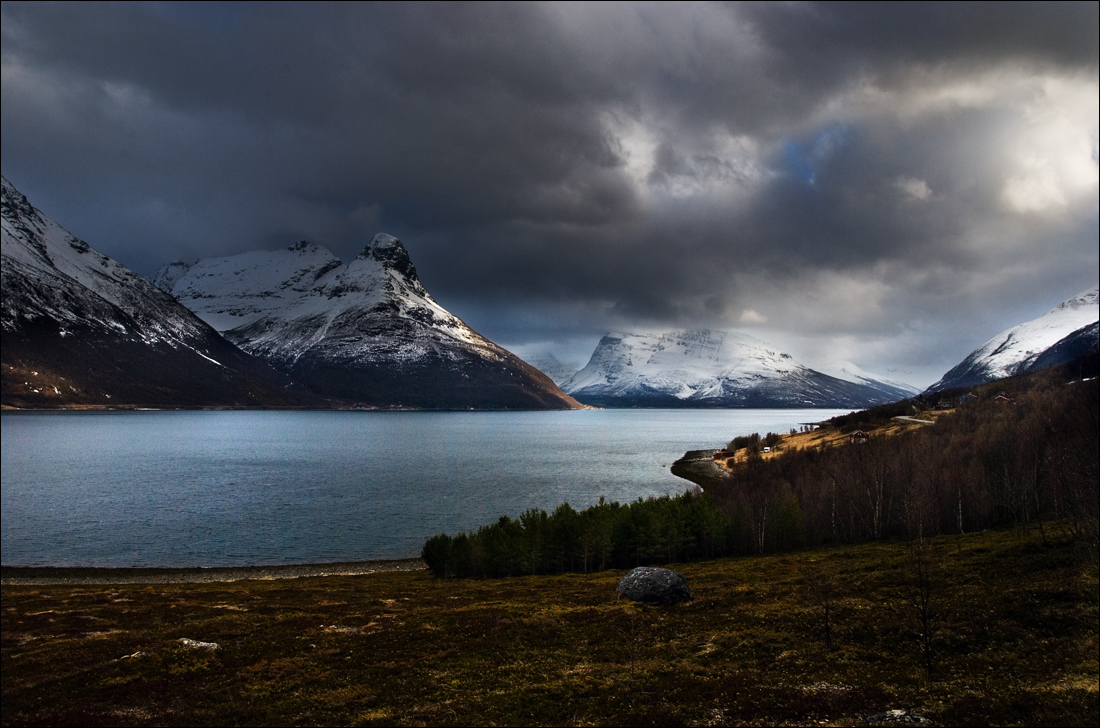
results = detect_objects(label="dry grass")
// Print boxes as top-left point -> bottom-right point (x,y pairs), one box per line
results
718,410 -> 949,467
3,526 -> 1097,726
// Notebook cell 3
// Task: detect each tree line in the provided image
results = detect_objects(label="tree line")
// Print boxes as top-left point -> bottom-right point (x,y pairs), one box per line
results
422,354 -> 1099,578
421,493 -> 737,579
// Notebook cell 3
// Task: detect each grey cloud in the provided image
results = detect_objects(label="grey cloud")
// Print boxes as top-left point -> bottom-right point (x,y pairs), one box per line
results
740,2 -> 1099,81
2,2 -> 1097,387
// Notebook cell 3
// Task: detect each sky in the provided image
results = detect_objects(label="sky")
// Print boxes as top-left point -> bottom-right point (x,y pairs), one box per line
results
2,1 -> 1097,387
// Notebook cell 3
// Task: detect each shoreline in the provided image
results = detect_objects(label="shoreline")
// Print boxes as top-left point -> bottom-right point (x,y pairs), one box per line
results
6,445 -> 746,588
669,448 -> 728,491
0,558 -> 427,585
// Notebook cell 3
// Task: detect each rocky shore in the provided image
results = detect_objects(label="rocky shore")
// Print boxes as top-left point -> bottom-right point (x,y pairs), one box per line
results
670,449 -> 729,491
0,558 -> 426,585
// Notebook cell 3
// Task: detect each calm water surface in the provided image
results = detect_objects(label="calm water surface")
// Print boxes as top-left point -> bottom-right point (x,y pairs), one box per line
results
1,409 -> 847,567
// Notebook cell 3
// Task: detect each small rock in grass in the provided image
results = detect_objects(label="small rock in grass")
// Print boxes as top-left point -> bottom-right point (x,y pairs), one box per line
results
178,638 -> 220,651
616,567 -> 693,605
863,709 -> 930,725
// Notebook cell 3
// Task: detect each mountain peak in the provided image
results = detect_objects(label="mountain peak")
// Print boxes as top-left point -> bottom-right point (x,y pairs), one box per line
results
289,239 -> 321,254
358,233 -> 418,281
563,328 -> 914,407
1055,285 -> 1099,312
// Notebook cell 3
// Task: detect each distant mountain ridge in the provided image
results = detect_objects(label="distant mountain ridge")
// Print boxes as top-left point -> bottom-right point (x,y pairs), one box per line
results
519,353 -> 582,386
561,329 -> 916,408
927,287 -> 1099,392
155,237 -> 581,410
1,176 -> 317,408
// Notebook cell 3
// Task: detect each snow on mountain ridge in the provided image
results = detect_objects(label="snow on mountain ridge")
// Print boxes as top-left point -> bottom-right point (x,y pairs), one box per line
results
3,176 -> 209,347
1051,287 -> 1098,312
928,285 -> 1099,391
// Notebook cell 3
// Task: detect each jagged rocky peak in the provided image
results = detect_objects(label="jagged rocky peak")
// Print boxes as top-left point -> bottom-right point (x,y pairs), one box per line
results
357,233 -> 418,281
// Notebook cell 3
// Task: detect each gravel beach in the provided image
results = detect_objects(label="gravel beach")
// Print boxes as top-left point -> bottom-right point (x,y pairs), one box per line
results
0,558 -> 427,585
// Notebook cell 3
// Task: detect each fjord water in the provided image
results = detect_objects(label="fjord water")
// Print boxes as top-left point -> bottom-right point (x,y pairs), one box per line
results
1,409 -> 846,567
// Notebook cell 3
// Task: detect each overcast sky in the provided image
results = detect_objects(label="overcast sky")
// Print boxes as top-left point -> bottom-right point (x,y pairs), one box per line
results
3,2 -> 1097,386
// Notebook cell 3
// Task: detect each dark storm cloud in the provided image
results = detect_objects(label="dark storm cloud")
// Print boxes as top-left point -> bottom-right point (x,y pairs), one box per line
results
2,2 -> 1097,385
741,2 -> 1099,75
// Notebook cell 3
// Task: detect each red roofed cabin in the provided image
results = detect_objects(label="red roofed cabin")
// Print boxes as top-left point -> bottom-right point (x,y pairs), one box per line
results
849,430 -> 870,444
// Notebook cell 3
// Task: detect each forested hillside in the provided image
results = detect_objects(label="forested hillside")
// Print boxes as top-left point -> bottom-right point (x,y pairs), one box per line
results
423,354 -> 1099,578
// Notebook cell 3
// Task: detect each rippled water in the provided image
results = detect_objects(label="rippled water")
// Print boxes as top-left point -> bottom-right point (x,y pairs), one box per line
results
1,408 -> 846,567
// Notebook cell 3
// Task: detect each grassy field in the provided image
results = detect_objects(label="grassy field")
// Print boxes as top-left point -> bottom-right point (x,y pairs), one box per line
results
3,526 -> 1096,726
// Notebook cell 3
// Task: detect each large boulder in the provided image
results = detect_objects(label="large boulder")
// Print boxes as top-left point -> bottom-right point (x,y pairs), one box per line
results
616,567 -> 693,605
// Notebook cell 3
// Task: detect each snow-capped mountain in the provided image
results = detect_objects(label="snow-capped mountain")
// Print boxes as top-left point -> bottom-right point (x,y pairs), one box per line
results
1,176 -> 316,408
927,287 -> 1099,392
155,237 -> 580,409
561,329 -> 914,408
799,356 -> 920,401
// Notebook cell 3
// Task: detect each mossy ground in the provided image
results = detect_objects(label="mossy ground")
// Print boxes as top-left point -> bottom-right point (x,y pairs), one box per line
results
3,527 -> 1096,726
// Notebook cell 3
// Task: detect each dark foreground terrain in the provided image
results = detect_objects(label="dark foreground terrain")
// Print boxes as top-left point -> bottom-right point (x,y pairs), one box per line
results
2,527 -> 1096,726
